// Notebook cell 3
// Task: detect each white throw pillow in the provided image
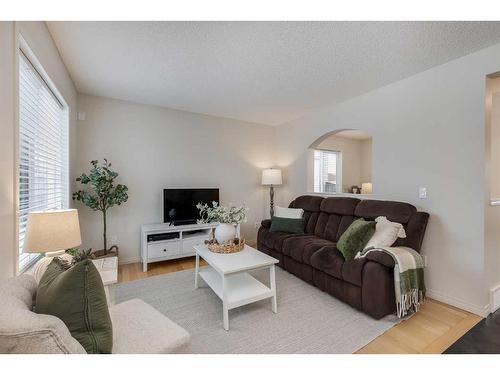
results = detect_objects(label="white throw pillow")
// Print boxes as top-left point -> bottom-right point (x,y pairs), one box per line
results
274,206 -> 304,219
363,216 -> 406,250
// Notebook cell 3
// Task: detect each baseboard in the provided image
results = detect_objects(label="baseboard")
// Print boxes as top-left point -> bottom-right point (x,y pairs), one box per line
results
426,288 -> 490,317
118,256 -> 141,265
490,284 -> 500,313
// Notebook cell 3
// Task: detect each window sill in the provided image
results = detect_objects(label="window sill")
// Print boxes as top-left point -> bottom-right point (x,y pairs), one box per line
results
307,192 -> 374,198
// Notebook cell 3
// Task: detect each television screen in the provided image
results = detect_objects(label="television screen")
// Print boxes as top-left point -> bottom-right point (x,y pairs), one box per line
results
163,188 -> 219,225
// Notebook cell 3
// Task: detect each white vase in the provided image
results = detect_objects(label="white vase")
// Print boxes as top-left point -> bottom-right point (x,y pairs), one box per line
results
214,223 -> 236,244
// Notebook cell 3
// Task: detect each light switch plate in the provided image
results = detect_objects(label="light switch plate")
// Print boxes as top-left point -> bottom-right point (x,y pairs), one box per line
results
419,187 -> 427,199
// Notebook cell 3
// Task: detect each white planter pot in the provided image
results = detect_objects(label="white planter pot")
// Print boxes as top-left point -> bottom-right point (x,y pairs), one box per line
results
214,223 -> 236,244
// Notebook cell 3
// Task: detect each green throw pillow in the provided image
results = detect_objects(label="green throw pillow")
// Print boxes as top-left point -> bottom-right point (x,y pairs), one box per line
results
337,218 -> 376,261
270,216 -> 305,234
36,258 -> 113,354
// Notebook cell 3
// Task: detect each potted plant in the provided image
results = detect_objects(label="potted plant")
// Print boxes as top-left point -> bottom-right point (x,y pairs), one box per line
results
196,201 -> 248,244
73,159 -> 128,258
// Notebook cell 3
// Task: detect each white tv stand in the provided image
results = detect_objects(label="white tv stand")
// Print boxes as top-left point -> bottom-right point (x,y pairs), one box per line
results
141,222 -> 217,272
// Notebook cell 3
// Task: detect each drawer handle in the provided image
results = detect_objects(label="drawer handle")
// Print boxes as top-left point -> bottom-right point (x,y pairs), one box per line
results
163,249 -> 166,252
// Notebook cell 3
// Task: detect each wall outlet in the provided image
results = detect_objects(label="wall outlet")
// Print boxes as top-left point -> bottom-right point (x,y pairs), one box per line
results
418,187 -> 427,199
423,255 -> 428,267
254,221 -> 260,229
109,235 -> 118,245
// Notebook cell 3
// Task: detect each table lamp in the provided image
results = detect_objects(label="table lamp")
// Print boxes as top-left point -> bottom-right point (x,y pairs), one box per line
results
24,209 -> 82,257
361,182 -> 373,195
262,168 -> 282,218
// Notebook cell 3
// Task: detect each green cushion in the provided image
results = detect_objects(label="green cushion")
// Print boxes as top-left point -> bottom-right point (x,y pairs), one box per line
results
36,258 -> 113,354
270,216 -> 305,234
337,218 -> 376,261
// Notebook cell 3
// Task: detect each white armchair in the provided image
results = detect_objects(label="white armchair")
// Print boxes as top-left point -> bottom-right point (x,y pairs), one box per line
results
0,274 -> 190,354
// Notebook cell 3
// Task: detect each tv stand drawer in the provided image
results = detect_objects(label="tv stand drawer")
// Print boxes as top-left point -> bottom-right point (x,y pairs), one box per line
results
182,237 -> 206,254
148,241 -> 180,259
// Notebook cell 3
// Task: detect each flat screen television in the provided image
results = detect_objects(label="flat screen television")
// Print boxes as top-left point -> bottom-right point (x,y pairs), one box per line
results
163,188 -> 219,225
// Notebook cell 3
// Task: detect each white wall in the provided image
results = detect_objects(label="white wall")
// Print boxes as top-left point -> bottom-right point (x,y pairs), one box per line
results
485,77 -> 500,311
274,43 -> 500,316
74,94 -> 276,264
0,22 -> 77,278
360,138 -> 372,183
491,94 -> 500,199
488,77 -> 500,199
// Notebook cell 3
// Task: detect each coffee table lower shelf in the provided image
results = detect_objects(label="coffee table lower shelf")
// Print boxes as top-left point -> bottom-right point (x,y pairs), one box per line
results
199,268 -> 274,310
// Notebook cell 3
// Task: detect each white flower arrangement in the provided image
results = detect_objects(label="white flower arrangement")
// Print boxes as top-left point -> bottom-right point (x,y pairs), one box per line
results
196,201 -> 248,225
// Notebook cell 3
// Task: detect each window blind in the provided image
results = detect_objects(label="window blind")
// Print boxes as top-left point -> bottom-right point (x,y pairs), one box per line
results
313,150 -> 339,193
18,50 -> 69,272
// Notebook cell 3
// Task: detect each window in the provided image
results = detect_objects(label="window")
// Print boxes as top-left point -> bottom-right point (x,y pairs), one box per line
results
18,48 -> 69,272
313,149 -> 341,193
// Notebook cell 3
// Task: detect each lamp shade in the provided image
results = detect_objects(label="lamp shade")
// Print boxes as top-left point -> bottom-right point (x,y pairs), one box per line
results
361,182 -> 373,195
24,209 -> 82,253
262,168 -> 282,186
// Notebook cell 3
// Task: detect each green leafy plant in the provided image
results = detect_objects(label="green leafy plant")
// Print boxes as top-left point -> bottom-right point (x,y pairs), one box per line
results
63,248 -> 94,267
196,201 -> 248,225
73,159 -> 128,256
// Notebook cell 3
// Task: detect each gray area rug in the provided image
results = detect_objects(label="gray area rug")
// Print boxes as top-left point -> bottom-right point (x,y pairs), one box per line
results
115,267 -> 398,353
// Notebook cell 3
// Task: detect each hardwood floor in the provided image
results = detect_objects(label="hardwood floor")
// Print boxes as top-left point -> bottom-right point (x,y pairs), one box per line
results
118,257 -> 482,354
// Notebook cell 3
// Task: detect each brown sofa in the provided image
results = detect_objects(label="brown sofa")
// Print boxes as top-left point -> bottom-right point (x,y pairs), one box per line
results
257,195 -> 429,319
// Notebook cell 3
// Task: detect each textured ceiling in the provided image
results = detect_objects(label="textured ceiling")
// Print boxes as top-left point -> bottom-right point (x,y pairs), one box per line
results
47,21 -> 500,125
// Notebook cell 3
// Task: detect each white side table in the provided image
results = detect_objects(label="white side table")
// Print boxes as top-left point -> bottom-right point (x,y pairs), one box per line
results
92,256 -> 118,305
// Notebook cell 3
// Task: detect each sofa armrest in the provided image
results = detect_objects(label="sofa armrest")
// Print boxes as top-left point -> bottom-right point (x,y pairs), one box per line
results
365,251 -> 395,268
261,219 -> 271,229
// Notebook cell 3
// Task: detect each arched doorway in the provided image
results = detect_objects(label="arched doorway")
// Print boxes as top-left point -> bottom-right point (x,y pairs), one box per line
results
308,130 -> 372,195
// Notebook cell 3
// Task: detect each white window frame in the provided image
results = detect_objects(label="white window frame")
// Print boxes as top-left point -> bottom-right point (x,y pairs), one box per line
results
313,149 -> 342,194
15,36 -> 69,273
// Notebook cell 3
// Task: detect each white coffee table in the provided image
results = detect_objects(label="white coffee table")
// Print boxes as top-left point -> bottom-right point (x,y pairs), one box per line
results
194,244 -> 279,331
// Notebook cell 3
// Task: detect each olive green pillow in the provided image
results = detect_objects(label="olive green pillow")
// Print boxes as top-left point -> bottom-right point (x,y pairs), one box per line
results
36,258 -> 113,354
337,218 -> 376,261
270,216 -> 305,234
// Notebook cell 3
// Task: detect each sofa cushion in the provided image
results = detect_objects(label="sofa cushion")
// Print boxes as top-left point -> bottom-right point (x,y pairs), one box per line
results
30,253 -> 73,284
364,216 -> 406,250
281,235 -> 317,257
270,217 -> 305,234
291,196 -> 323,235
260,219 -> 271,229
274,206 -> 304,219
337,219 -> 376,261
355,199 -> 416,224
322,214 -> 342,242
304,211 -> 320,234
336,215 -> 357,241
310,245 -> 345,280
36,259 -> 113,354
291,195 -> 323,212
320,197 -> 360,216
259,228 -> 296,252
0,274 -> 86,354
313,212 -> 329,238
394,211 -> 429,251
284,236 -> 335,265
